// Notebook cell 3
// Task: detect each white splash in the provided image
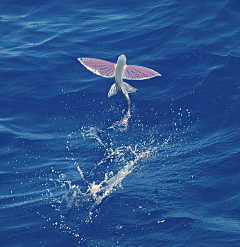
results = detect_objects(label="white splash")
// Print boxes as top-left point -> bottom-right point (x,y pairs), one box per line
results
63,142 -> 155,223
109,102 -> 131,131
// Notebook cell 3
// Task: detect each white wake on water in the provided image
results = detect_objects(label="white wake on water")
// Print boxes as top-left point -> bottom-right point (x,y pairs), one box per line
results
45,104 -> 195,242
108,102 -> 131,131
61,103 -> 157,223
71,144 -> 154,223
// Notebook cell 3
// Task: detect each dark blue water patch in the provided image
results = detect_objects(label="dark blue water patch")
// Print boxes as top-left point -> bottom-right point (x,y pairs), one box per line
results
1,0 -> 240,246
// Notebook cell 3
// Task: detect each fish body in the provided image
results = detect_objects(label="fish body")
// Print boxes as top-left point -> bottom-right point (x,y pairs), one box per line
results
78,54 -> 161,103
115,55 -> 130,103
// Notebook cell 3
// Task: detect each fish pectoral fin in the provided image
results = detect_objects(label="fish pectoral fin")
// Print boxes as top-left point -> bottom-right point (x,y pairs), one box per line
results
123,65 -> 161,80
123,82 -> 137,94
108,83 -> 118,97
77,58 -> 116,78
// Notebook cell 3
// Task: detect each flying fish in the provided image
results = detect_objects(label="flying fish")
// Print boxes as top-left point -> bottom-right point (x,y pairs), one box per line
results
77,54 -> 161,103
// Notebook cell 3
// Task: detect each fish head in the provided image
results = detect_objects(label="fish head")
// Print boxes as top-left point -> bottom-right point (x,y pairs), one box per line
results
117,54 -> 127,64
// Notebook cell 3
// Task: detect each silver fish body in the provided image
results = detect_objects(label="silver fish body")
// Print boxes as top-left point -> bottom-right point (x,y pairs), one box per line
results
115,55 -> 130,103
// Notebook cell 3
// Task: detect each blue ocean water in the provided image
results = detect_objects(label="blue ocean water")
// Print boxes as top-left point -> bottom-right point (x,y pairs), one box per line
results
1,0 -> 240,246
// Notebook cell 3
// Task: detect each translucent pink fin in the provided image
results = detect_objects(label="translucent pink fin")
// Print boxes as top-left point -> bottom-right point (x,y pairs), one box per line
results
123,65 -> 161,80
77,58 -> 116,78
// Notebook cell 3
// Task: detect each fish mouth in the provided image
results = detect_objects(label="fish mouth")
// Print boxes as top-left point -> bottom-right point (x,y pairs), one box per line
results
119,54 -> 126,59
118,54 -> 127,63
